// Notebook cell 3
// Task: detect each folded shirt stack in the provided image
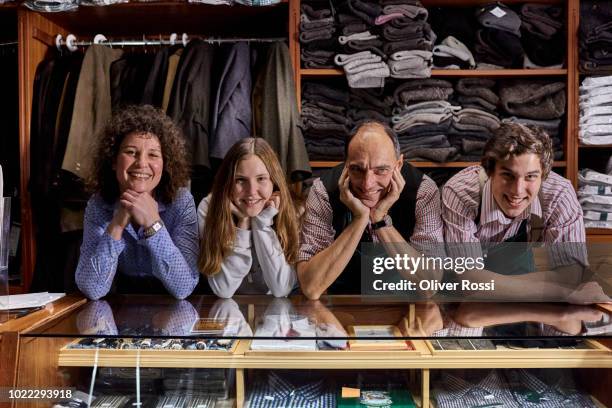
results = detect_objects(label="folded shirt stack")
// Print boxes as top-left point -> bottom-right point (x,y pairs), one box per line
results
300,78 -> 567,163
520,3 -> 565,68
334,51 -> 390,88
392,100 -> 457,162
448,78 -> 500,159
300,0 -> 337,68
449,107 -> 500,161
392,79 -> 457,161
433,35 -> 475,69
163,368 -> 230,399
348,87 -> 394,124
300,82 -> 349,161
247,371 -> 336,408
393,78 -> 454,108
579,0 -> 612,74
433,369 -> 597,408
388,49 -> 433,78
578,168 -> 612,229
579,75 -> 612,145
379,0 -> 435,78
473,2 -> 524,69
453,77 -> 499,115
499,79 -> 566,120
323,0 -> 436,85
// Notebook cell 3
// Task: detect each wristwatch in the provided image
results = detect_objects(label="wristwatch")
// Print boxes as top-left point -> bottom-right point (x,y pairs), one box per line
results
371,214 -> 392,230
143,220 -> 164,238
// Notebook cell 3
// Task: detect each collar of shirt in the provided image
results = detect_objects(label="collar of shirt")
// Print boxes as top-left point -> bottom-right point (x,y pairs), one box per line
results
442,370 -> 511,401
480,179 -> 542,226
514,369 -> 550,394
266,372 -> 326,402
507,369 -> 588,406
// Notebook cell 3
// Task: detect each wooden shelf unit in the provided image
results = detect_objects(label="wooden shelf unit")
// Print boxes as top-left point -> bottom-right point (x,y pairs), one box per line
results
574,1 -> 612,239
297,0 -> 581,191
297,0 -> 612,243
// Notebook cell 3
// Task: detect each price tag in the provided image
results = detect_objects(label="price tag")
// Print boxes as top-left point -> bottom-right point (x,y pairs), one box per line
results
490,6 -> 507,18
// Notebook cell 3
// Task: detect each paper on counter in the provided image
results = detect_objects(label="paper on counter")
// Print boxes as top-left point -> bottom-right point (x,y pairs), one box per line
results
0,292 -> 65,310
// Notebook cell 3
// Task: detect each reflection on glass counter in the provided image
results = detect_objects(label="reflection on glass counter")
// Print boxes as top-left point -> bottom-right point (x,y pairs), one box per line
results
22,295 -> 611,341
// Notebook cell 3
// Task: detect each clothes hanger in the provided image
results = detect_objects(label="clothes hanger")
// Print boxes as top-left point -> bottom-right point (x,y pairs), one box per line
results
65,34 -> 78,53
55,34 -> 63,55
93,34 -> 107,45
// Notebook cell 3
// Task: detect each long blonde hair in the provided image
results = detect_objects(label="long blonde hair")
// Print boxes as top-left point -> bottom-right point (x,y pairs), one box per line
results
199,138 -> 300,276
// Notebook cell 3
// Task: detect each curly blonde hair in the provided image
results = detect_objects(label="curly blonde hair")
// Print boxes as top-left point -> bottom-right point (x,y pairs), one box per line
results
87,105 -> 190,204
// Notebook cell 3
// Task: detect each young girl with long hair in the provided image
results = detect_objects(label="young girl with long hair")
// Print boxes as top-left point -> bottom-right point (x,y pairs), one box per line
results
198,138 -> 300,298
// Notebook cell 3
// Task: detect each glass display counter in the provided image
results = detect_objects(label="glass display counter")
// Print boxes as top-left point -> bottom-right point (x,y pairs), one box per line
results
4,295 -> 612,408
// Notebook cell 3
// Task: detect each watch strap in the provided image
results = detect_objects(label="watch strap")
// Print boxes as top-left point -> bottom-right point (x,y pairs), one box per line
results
143,220 -> 164,238
371,215 -> 392,230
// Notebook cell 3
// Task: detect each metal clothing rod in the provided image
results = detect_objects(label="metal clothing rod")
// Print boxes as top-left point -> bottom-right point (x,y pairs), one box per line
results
63,36 -> 285,47
0,41 -> 18,47
56,33 -> 285,52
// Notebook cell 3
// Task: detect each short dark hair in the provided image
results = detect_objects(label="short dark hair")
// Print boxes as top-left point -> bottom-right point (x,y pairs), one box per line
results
345,120 -> 401,158
87,105 -> 190,204
481,122 -> 553,179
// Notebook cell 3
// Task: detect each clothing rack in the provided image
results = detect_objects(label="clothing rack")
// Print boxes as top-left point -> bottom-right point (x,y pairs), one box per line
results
55,33 -> 285,52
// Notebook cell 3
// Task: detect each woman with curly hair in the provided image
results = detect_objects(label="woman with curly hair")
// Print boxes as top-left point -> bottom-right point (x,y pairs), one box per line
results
198,138 -> 299,298
76,105 -> 199,300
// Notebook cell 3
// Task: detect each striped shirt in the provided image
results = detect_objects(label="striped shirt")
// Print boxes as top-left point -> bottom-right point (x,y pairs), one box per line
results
298,175 -> 444,262
441,166 -> 587,267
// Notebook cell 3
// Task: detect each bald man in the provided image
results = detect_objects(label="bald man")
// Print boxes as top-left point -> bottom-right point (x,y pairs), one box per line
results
297,121 -> 444,299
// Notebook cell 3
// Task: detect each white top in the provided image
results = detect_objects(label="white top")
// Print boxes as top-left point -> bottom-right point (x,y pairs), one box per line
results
197,195 -> 297,298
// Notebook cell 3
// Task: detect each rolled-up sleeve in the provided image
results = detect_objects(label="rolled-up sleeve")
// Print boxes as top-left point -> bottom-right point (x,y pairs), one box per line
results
298,179 -> 335,262
411,175 -> 445,251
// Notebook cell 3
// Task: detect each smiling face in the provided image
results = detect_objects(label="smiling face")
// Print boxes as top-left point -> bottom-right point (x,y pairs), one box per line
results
114,132 -> 163,194
346,124 -> 402,208
490,153 -> 543,218
231,154 -> 274,217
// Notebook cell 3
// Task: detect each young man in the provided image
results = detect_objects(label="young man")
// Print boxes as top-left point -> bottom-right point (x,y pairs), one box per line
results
297,121 -> 444,299
442,122 -> 607,303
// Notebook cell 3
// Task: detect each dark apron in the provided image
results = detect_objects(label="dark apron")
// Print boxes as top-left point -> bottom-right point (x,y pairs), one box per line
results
482,219 -> 536,275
